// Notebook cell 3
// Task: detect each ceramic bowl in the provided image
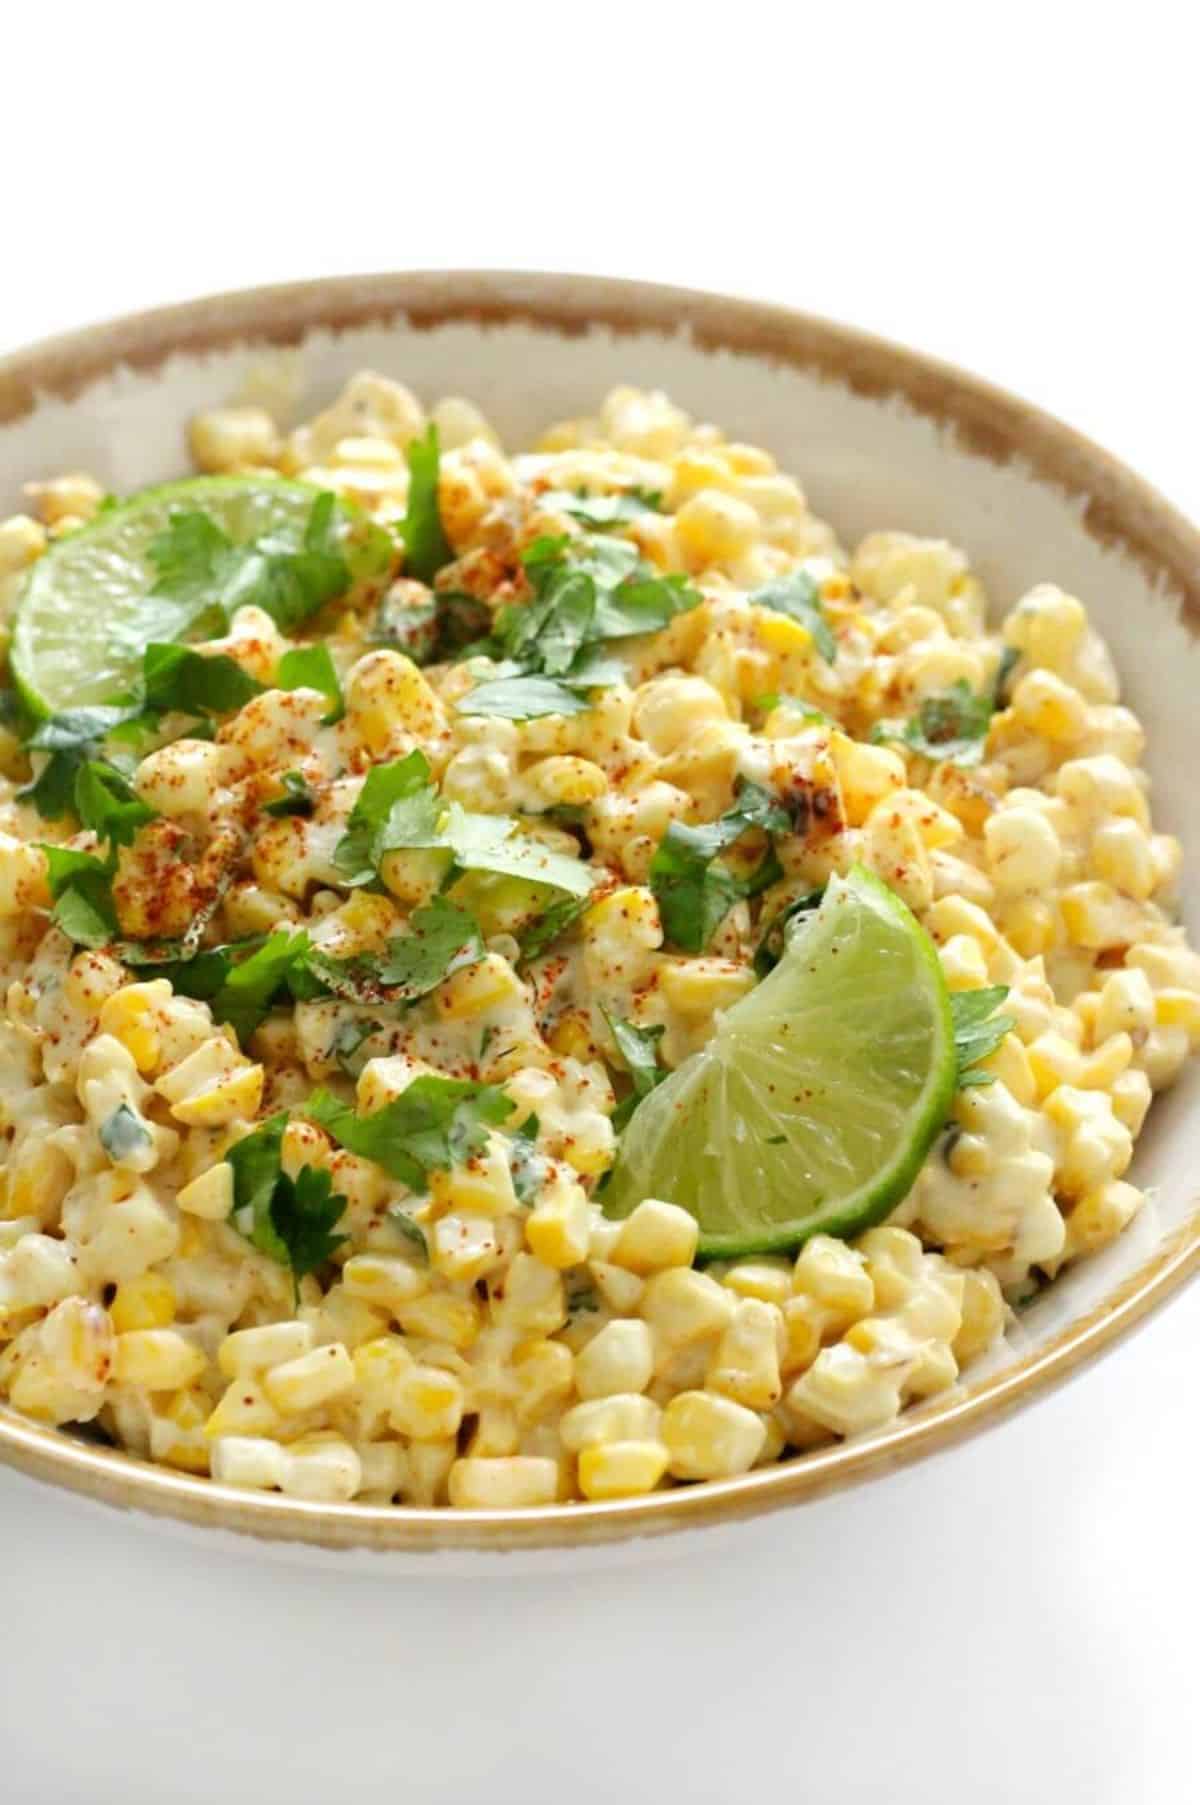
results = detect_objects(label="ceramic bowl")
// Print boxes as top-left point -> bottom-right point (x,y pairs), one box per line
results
2,271 -> 1198,1565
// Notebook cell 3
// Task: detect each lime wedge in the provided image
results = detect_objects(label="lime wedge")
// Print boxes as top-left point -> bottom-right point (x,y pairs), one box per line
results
602,866 -> 956,1257
10,476 -> 366,717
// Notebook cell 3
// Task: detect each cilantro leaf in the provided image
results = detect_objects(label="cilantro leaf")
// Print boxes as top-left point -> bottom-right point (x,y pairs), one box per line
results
276,643 -> 344,722
648,779 -> 794,952
99,1102 -> 152,1163
441,804 -> 594,897
753,887 -> 826,977
871,680 -> 994,767
147,490 -> 360,635
332,750 -> 438,886
992,644 -> 1020,710
603,1012 -> 668,1131
307,899 -> 484,1006
73,762 -> 156,849
141,642 -> 264,717
268,1165 -> 351,1280
228,1112 -> 348,1280
307,1076 -> 514,1189
330,1017 -> 381,1078
263,771 -> 315,817
951,986 -> 1016,1089
456,674 -> 592,720
19,706 -> 142,821
209,929 -> 311,1045
39,844 -> 119,947
518,893 -> 589,961
369,588 -> 439,664
748,569 -> 836,664
507,1115 -> 547,1203
589,570 -> 698,641
542,488 -> 662,530
400,425 -> 453,584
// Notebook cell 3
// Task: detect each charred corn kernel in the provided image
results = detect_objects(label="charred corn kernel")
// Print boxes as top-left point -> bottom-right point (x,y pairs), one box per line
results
660,1390 -> 766,1479
706,1299 -> 783,1409
575,1319 -> 654,1398
435,953 -> 524,1022
511,1337 -> 575,1423
388,1364 -> 465,1440
428,1136 -> 517,1218
341,1254 -> 427,1310
431,1212 -> 501,1282
109,1273 -> 177,1333
113,1329 -> 206,1390
578,1439 -> 668,1500
524,1177 -> 591,1270
189,406 -> 280,472
792,1236 -> 874,1323
612,1199 -> 699,1274
447,1456 -> 559,1509
1062,1180 -> 1144,1260
396,1290 -> 482,1349
640,1268 -> 734,1351
155,1037 -> 264,1127
559,1392 -> 662,1452
263,1342 -> 355,1413
721,1259 -> 793,1308
204,1376 -> 286,1440
658,958 -> 756,1016
219,1320 -> 315,1379
176,1162 -> 234,1221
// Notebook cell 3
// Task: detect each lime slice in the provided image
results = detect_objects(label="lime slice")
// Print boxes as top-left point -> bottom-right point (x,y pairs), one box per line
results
602,866 -> 956,1257
10,475 -> 367,717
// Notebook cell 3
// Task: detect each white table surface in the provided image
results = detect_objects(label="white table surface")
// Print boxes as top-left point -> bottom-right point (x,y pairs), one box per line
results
2,10 -> 1197,1800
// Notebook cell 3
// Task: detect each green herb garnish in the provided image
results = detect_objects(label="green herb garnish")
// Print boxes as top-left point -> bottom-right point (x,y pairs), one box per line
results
747,569 -> 836,664
604,1013 -> 668,1131
307,1076 -> 514,1190
400,425 -> 453,584
871,680 -> 995,767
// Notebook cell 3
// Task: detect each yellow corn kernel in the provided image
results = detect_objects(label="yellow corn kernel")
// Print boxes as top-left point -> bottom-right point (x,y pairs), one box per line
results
574,1319 -> 654,1399
527,755 -> 608,807
97,984 -> 162,1073
1063,1180 -> 1145,1259
779,1294 -> 825,1374
953,1268 -> 1006,1363
559,1392 -> 662,1452
1077,1032 -> 1134,1089
578,1439 -> 668,1501
792,1236 -> 874,1323
1027,1031 -> 1084,1099
155,1037 -> 264,1127
344,650 -> 447,755
447,1456 -> 559,1509
1091,818 -> 1155,901
611,1199 -> 699,1275
113,1328 -> 206,1390
431,1211 -> 501,1282
341,1253 -> 427,1311
524,1179 -> 591,1270
979,1033 -> 1036,1106
109,1272 -> 177,1333
583,885 -> 663,949
434,952 -> 525,1022
204,1377 -> 285,1440
660,1390 -> 766,1480
1059,882 -> 1146,952
219,1320 -> 315,1380
720,1259 -> 793,1308
675,488 -> 759,569
658,958 -> 756,1017
395,1290 -> 481,1349
1010,668 -> 1089,741
706,1298 -> 783,1410
1001,896 -> 1057,959
263,1342 -> 355,1414
428,1136 -> 517,1219
548,1011 -> 600,1063
176,1162 -> 234,1221
189,406 -> 280,472
388,1364 -> 465,1441
510,1337 -> 575,1424
156,1388 -> 212,1473
829,733 -> 906,828
1111,1066 -> 1152,1136
640,1268 -> 734,1351
492,1253 -> 565,1337
588,1259 -> 645,1315
1155,989 -> 1200,1045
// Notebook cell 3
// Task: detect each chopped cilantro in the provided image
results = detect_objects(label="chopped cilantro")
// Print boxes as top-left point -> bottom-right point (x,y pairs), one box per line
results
330,1017 -> 381,1078
73,761 -> 156,849
400,425 -> 453,584
871,680 -> 995,767
141,642 -> 264,717
753,887 -> 826,977
456,674 -> 592,720
603,1013 -> 668,1131
19,706 -> 142,821
390,1210 -> 429,1261
951,986 -> 1016,1089
307,1076 -> 514,1190
518,893 -> 589,961
209,928 -> 312,1045
98,1102 -> 152,1163
307,898 -> 484,1006
648,779 -> 794,952
276,643 -> 344,722
440,803 -> 594,898
228,1112 -> 348,1280
747,569 -> 836,664
507,1114 -> 547,1203
542,488 -> 662,530
332,750 -> 440,887
263,771 -> 315,817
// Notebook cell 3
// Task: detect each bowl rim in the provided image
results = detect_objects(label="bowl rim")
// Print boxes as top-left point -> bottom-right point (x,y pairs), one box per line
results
1,267 -> 1198,1557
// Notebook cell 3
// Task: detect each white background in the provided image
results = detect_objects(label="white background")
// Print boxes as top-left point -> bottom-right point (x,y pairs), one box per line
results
1,6 -> 1197,1800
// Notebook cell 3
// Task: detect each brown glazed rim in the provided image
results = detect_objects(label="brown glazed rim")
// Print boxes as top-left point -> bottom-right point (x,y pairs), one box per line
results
1,269 -> 1198,1558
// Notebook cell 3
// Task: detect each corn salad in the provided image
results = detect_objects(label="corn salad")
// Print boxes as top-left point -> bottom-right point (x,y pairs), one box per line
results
0,373 -> 1195,1511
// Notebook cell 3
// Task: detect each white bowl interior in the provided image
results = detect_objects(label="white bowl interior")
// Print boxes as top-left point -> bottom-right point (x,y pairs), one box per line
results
2,300 -> 1197,1446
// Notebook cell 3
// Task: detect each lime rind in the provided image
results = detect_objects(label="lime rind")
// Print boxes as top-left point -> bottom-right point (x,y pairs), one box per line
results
10,475 -> 369,718
602,866 -> 956,1257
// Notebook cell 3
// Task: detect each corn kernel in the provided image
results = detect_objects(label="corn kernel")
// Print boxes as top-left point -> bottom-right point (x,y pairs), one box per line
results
109,1272 -> 177,1333
660,1390 -> 766,1479
578,1439 -> 668,1500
